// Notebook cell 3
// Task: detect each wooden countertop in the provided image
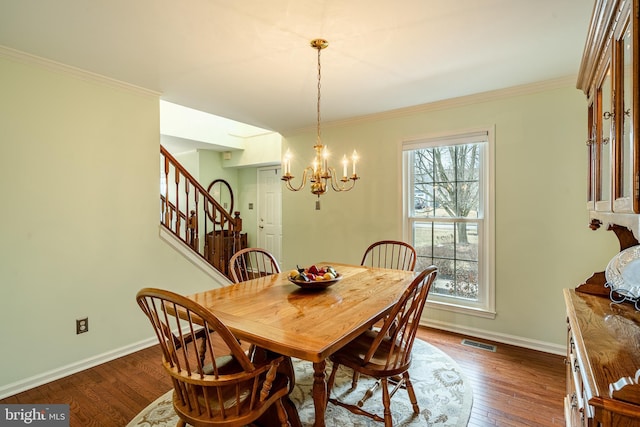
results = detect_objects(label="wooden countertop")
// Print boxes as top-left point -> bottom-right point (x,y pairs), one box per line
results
564,288 -> 640,407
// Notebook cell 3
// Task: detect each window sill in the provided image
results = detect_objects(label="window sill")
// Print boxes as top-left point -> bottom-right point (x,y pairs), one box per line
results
426,299 -> 496,319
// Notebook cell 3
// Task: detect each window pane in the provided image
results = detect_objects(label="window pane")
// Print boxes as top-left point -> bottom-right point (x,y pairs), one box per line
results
433,222 -> 455,258
413,222 -> 433,257
454,260 -> 478,300
455,144 -> 480,182
456,222 -> 478,261
433,146 -> 455,218
457,181 -> 479,219
414,148 -> 434,184
426,253 -> 479,300
413,184 -> 436,217
431,258 -> 454,295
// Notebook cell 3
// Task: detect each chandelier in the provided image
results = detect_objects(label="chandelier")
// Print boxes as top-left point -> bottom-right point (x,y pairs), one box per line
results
281,39 -> 360,197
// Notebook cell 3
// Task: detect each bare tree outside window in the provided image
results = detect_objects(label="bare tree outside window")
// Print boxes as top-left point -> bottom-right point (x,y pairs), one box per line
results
410,143 -> 482,301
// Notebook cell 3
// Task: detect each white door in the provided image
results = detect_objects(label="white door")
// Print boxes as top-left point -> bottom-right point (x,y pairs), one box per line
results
257,167 -> 283,266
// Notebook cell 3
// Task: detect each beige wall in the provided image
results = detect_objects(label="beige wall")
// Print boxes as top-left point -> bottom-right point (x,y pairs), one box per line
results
281,81 -> 619,349
0,54 -> 224,393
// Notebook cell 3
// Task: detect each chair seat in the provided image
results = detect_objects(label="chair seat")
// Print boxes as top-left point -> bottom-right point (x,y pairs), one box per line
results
331,330 -> 411,378
174,371 -> 291,424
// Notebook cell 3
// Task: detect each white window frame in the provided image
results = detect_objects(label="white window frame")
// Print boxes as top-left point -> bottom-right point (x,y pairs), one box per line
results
402,128 -> 495,318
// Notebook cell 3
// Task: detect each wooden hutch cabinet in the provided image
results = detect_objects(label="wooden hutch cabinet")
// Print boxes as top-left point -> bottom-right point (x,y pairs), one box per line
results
578,0 -> 639,227
567,0 -> 640,426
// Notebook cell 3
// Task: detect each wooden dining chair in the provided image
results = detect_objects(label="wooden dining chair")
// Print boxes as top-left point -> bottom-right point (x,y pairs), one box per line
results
229,247 -> 281,283
353,240 -> 418,388
326,266 -> 438,427
360,240 -> 417,272
136,287 -> 295,427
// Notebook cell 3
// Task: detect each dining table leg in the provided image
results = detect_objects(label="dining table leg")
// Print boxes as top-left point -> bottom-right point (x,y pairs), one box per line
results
312,360 -> 327,427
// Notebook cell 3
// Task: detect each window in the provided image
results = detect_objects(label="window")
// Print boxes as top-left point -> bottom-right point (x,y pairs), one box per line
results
403,130 -> 495,317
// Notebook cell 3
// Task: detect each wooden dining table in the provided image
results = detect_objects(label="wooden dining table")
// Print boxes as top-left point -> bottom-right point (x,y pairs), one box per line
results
187,261 -> 417,427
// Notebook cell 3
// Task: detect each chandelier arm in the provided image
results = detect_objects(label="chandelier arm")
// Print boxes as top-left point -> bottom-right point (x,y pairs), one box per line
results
282,167 -> 313,192
326,167 -> 357,192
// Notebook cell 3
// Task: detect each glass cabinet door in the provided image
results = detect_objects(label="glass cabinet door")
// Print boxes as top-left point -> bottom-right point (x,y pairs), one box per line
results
596,65 -> 612,211
587,100 -> 596,209
578,0 -> 639,222
616,18 -> 636,211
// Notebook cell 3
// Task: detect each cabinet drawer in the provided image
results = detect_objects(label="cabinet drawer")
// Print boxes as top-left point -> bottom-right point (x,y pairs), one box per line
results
567,327 -> 593,426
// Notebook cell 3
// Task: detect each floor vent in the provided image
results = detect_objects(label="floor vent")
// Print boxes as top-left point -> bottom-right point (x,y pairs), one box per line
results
461,339 -> 497,352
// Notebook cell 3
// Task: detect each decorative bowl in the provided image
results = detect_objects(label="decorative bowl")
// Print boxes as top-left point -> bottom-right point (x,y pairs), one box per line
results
288,274 -> 342,290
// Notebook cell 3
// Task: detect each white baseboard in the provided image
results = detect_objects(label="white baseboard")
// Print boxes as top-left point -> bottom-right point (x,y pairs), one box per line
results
0,319 -> 565,400
0,337 -> 158,400
421,319 -> 566,356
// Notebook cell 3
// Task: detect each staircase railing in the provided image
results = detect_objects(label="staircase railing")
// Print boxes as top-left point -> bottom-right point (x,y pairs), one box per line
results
160,146 -> 243,279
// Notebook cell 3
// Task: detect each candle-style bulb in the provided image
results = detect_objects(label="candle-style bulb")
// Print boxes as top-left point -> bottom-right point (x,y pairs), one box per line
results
322,146 -> 329,173
283,149 -> 293,175
342,155 -> 348,178
352,150 -> 359,176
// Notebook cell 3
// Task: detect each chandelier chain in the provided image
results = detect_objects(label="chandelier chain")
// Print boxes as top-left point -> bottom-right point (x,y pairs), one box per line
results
316,46 -> 322,146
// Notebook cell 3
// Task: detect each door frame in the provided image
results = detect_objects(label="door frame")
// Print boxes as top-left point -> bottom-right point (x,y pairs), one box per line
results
257,167 -> 283,266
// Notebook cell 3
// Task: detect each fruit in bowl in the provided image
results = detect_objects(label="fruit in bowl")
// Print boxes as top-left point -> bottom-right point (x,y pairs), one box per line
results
289,265 -> 339,283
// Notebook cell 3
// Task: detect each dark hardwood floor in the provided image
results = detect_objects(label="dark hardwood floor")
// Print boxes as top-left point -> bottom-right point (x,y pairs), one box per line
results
421,328 -> 566,426
0,327 -> 566,426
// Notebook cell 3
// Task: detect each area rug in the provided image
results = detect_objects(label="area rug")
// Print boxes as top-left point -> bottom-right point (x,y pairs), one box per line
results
127,339 -> 472,427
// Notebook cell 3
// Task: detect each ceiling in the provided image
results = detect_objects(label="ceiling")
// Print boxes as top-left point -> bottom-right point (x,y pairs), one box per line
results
0,0 -> 594,134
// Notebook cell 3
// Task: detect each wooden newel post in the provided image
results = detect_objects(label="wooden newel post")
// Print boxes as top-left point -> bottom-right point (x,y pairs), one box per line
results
233,211 -> 242,252
187,210 -> 198,250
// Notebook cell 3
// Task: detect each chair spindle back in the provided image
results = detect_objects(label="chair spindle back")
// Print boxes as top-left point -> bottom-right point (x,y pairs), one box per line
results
361,240 -> 417,272
229,248 -> 281,283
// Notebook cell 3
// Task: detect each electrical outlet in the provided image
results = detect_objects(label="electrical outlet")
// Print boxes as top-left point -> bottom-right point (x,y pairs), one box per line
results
76,317 -> 89,334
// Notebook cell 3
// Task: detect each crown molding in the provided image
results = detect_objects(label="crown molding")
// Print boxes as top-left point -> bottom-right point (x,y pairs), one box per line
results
284,75 -> 579,135
368,75 -> 578,119
0,45 -> 160,98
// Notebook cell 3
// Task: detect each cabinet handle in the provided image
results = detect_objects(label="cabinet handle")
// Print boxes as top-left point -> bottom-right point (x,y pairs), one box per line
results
602,137 -> 610,145
625,108 -> 631,117
585,139 -> 595,146
603,111 -> 614,120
